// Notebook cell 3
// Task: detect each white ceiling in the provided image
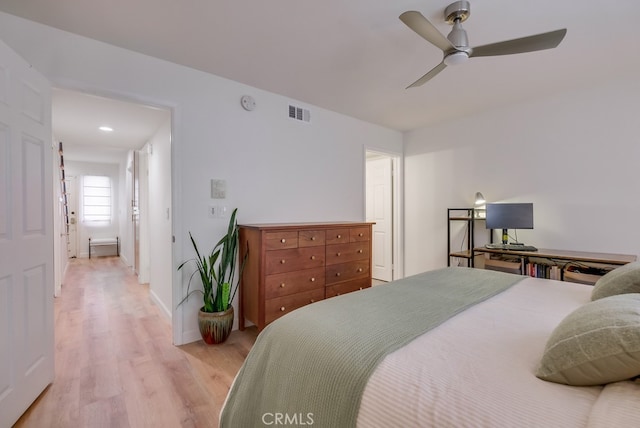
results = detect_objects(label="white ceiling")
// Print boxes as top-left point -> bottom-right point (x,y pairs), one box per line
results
53,89 -> 170,162
1,0 -> 639,137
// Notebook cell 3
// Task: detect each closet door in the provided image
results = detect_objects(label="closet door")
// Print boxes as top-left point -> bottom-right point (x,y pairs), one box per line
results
0,38 -> 54,427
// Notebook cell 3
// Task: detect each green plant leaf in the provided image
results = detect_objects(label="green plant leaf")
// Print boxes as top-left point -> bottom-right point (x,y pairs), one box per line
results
221,282 -> 230,312
177,208 -> 246,313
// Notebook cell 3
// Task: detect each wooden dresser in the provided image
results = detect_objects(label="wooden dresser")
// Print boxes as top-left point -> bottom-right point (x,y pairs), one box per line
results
238,222 -> 373,331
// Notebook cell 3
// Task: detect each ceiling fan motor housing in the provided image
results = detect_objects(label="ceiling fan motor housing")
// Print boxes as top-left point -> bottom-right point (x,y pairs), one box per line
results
447,22 -> 469,48
445,0 -> 471,48
444,0 -> 471,65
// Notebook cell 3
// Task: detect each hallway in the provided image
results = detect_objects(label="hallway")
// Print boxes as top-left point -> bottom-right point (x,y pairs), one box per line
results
15,257 -> 257,427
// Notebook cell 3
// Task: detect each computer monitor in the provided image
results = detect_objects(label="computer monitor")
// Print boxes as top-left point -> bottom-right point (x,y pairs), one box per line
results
485,203 -> 534,244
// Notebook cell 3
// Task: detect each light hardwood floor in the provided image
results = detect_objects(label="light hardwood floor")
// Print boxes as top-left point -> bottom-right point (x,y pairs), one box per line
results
14,257 -> 258,428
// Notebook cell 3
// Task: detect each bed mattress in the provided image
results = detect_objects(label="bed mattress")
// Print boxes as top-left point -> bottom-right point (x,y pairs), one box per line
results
357,277 -> 639,427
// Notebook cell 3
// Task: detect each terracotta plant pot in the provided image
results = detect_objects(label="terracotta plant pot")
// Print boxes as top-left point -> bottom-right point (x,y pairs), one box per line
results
198,306 -> 234,344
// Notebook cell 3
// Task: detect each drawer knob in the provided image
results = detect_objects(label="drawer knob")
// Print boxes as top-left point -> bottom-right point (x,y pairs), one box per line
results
280,259 -> 286,264
311,255 -> 316,260
358,249 -> 363,254
281,238 -> 286,243
280,283 -> 286,288
311,236 -> 316,241
336,252 -> 341,256
336,272 -> 341,277
337,234 -> 342,239
358,268 -> 363,272
358,233 -> 363,237
280,306 -> 286,312
310,277 -> 315,282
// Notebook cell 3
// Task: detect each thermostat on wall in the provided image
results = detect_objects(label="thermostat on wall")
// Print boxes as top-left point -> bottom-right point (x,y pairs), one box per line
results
211,179 -> 226,199
240,95 -> 256,111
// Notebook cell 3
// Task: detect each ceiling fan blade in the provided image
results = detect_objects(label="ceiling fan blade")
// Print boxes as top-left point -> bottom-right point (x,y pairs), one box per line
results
400,11 -> 455,52
470,29 -> 567,58
407,62 -> 447,89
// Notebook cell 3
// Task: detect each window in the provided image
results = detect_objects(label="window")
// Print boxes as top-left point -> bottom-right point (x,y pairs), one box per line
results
82,175 -> 111,224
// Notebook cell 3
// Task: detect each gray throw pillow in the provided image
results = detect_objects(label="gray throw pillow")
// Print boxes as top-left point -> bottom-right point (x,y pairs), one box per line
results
536,293 -> 640,386
592,261 -> 640,301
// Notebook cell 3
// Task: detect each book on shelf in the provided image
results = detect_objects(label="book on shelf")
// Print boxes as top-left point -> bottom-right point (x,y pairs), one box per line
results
526,262 -> 561,280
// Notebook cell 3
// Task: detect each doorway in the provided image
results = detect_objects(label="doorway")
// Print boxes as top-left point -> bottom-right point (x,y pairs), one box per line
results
365,150 -> 403,282
52,88 -> 172,312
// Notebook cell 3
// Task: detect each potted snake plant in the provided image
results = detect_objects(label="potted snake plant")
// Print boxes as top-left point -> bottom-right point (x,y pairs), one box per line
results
178,208 -> 247,344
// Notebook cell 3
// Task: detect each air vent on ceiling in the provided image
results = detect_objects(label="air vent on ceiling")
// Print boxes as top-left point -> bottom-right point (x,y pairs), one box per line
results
288,104 -> 311,123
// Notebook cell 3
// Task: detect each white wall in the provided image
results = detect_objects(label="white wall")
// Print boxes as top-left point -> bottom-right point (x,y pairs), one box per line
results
404,76 -> 640,276
146,119 -> 173,319
64,160 -> 122,258
138,149 -> 150,284
119,152 -> 134,268
0,12 -> 403,344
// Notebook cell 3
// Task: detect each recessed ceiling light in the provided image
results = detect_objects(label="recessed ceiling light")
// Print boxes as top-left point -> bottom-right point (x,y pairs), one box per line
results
99,126 -> 113,132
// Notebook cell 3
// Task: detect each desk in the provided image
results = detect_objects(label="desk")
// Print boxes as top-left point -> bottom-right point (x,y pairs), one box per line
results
473,247 -> 637,283
474,247 -> 637,265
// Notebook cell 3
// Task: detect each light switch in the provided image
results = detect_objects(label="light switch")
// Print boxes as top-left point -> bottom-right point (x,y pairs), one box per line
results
208,206 -> 227,218
211,179 -> 226,199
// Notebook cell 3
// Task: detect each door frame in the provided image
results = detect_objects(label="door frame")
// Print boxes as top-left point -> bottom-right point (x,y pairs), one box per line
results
363,147 -> 404,281
48,80 -> 183,342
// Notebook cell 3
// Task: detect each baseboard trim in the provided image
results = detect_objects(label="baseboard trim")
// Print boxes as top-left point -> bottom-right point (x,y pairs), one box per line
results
149,289 -> 172,320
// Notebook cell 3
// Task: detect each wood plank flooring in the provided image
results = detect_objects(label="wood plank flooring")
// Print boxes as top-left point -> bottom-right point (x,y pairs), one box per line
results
14,257 -> 258,428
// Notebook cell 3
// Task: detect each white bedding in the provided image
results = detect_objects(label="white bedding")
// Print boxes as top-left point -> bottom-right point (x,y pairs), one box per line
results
357,277 -> 640,427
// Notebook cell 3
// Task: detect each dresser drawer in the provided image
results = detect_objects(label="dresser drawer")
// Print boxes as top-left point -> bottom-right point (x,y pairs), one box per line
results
325,228 -> 350,245
326,277 -> 371,298
266,247 -> 325,275
325,260 -> 370,285
265,288 -> 325,324
265,267 -> 325,299
299,230 -> 325,247
265,231 -> 298,250
325,241 -> 370,266
350,227 -> 370,242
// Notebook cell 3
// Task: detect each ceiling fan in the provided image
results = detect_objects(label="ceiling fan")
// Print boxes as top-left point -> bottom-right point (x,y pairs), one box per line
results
399,1 -> 567,88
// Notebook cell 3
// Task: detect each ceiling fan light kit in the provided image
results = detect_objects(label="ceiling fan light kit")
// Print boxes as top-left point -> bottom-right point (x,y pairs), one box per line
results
443,51 -> 468,66
400,1 -> 567,88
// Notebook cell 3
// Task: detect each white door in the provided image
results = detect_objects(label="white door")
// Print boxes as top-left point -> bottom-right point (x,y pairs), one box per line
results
0,40 -> 54,427
366,156 -> 393,281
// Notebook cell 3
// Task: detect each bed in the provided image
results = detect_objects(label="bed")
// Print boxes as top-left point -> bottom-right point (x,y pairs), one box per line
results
220,266 -> 640,427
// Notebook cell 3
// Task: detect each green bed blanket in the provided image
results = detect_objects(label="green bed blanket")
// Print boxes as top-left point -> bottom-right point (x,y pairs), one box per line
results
220,267 -> 524,427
